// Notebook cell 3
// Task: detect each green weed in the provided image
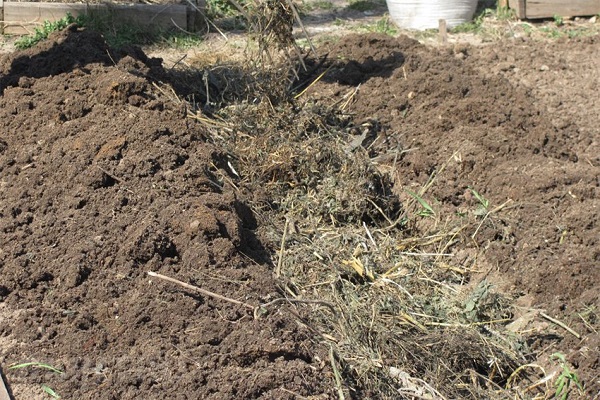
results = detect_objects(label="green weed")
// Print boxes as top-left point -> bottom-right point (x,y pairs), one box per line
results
540,26 -> 563,38
452,5 -> 515,34
160,31 -> 204,50
42,385 -> 61,399
551,352 -> 584,400
206,0 -> 247,17
333,18 -> 346,27
553,14 -> 564,27
495,4 -> 515,20
9,362 -> 64,374
405,188 -> 435,217
469,187 -> 489,209
452,8 -> 493,33
359,16 -> 397,36
468,186 -> 489,216
15,13 -> 82,49
519,23 -> 534,36
9,362 -> 64,399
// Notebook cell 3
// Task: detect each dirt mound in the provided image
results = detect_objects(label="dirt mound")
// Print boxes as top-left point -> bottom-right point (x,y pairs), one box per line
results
1,23 -> 599,399
0,27 -> 333,399
305,33 -> 599,397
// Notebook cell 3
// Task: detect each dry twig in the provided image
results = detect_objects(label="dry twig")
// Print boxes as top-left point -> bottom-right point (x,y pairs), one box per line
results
540,312 -> 581,338
147,271 -> 337,319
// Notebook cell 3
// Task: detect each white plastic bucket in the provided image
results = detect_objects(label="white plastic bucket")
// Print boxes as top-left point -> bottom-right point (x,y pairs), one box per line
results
386,0 -> 478,30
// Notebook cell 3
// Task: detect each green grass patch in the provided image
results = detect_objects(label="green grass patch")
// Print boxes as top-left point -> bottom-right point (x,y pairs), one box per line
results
452,8 -> 493,33
13,10 -> 204,50
452,5 -> 515,34
205,0 -> 247,18
310,0 -> 336,11
9,362 -> 64,374
347,0 -> 377,12
15,13 -> 82,49
359,15 -> 398,35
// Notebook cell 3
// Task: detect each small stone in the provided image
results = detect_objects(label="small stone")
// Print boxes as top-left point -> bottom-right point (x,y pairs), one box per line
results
539,65 -> 549,71
189,220 -> 201,231
591,16 -> 597,24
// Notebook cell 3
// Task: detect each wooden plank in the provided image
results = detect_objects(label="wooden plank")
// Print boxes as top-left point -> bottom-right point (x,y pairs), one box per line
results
509,0 -> 600,19
508,0 -> 527,19
438,19 -> 447,45
186,0 -> 206,32
1,0 -> 4,35
3,2 -> 188,35
525,0 -> 600,18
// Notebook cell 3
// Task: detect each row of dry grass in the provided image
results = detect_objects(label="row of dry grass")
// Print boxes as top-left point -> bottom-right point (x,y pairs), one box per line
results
205,101 -> 532,399
167,2 -> 565,398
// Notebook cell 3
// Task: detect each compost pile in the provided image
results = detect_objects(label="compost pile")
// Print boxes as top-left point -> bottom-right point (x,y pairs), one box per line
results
0,23 -> 598,400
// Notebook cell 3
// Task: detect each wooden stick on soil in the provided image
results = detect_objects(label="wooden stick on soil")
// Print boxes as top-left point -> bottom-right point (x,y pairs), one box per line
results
148,271 -> 338,319
96,165 -> 124,183
439,19 -> 448,44
540,312 -> 581,339
147,271 -> 255,310
275,218 -> 289,278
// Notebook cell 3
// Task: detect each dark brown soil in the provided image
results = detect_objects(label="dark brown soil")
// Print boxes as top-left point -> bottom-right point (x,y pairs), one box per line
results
307,33 -> 599,397
1,23 -> 599,400
0,26 -> 333,399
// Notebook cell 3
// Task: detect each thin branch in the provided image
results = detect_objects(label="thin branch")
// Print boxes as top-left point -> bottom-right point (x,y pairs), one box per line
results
148,271 -> 255,310
540,312 -> 581,339
275,218 -> 289,278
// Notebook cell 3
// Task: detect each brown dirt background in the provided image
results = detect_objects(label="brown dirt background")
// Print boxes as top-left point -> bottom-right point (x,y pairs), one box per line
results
0,26 -> 334,399
305,31 -> 599,398
312,32 -> 599,310
0,9 -> 599,400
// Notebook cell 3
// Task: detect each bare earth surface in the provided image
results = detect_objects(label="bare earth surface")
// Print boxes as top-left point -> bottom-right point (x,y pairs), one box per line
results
0,27 -> 334,399
306,31 -> 599,396
0,5 -> 599,400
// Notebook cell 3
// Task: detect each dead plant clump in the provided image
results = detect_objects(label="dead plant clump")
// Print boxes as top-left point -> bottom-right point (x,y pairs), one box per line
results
175,2 -> 538,398
193,99 -> 532,398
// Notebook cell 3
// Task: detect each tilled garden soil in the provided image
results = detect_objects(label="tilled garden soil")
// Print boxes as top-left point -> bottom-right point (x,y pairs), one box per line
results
0,22 -> 599,400
308,32 -> 599,397
0,27 -> 333,399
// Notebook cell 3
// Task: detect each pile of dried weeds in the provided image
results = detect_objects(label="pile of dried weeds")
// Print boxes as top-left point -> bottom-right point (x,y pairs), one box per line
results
195,100 -> 530,399
171,2 -> 536,398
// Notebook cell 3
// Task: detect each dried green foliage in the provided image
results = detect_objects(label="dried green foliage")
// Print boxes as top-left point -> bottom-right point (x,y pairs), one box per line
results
196,92 -> 527,398
177,9 -> 532,397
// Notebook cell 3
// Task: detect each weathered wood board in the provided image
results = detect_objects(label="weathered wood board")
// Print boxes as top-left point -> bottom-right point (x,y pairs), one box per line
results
509,0 -> 600,19
1,2 -> 190,35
